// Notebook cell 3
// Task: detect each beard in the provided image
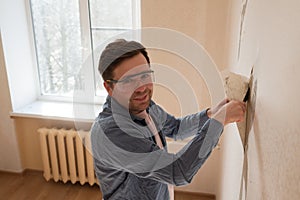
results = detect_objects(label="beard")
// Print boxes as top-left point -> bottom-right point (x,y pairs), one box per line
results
129,88 -> 152,115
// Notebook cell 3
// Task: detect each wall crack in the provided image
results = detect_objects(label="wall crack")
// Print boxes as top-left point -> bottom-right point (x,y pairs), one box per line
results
238,0 -> 249,60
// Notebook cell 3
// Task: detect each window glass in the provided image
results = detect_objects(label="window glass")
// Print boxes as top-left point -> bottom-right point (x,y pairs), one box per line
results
30,0 -> 139,101
89,0 -> 136,97
30,0 -> 82,97
89,0 -> 133,29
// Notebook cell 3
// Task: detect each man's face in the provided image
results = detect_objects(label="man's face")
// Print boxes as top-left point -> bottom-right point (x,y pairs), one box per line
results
105,53 -> 153,115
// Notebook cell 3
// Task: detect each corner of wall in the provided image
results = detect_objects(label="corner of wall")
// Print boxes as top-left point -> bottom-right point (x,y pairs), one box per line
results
0,32 -> 23,172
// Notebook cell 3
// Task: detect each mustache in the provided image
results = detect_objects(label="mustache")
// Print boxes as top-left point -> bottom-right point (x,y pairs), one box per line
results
130,89 -> 151,99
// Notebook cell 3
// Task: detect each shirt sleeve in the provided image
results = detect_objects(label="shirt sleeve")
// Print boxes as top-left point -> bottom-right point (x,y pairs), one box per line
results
152,103 -> 210,140
91,117 -> 223,186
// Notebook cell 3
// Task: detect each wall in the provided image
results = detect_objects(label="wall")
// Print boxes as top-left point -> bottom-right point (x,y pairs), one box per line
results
141,0 -> 211,113
0,0 -> 38,111
221,0 -> 300,199
0,33 -> 23,172
217,0 -> 245,199
0,0 -> 38,172
141,0 -> 232,195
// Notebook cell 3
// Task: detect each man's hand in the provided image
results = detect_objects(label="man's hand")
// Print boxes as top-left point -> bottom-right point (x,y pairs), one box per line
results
208,99 -> 246,126
207,98 -> 230,118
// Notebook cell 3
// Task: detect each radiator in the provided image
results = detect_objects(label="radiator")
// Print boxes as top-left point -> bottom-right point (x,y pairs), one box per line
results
38,128 -> 98,186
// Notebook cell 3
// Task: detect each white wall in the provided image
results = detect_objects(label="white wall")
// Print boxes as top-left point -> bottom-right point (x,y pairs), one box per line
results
216,0 -> 245,199
0,33 -> 22,172
0,0 -> 38,111
240,0 -> 300,199
0,0 -> 38,172
220,0 -> 300,199
142,0 -> 233,195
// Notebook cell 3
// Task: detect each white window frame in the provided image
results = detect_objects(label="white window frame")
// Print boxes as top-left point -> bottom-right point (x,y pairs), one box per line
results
29,0 -> 141,105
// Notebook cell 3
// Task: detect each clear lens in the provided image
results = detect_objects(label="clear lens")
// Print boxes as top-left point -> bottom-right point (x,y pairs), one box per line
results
117,71 -> 154,91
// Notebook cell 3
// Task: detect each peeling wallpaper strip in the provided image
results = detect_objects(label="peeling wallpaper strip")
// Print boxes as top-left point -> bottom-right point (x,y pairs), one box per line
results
223,66 -> 257,200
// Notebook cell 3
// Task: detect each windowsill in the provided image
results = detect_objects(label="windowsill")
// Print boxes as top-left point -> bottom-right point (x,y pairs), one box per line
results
10,100 -> 103,123
10,100 -> 218,147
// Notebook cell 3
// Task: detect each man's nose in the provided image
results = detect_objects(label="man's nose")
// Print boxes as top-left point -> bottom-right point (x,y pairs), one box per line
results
133,79 -> 147,92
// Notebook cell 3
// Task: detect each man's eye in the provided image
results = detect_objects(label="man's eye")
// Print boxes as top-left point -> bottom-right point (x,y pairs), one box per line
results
121,78 -> 133,84
141,73 -> 150,80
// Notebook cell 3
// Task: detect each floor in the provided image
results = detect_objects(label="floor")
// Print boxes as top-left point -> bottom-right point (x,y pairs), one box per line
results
0,171 -> 215,200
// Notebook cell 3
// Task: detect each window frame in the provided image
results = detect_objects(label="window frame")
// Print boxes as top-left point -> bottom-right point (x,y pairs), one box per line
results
28,0 -> 141,104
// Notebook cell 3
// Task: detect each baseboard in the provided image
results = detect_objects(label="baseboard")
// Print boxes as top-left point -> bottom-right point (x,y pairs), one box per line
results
0,169 -> 42,175
0,169 -> 24,175
174,190 -> 215,198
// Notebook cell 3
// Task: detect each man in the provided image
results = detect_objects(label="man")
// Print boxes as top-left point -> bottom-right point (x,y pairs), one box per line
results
91,39 -> 246,200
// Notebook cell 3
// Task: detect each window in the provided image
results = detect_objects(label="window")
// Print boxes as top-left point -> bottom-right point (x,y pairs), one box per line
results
29,0 -> 140,103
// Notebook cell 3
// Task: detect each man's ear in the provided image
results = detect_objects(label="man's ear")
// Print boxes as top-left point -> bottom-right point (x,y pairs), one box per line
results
103,81 -> 113,96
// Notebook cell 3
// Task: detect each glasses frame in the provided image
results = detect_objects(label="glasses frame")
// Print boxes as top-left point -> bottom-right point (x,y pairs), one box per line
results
105,70 -> 155,92
105,70 -> 154,84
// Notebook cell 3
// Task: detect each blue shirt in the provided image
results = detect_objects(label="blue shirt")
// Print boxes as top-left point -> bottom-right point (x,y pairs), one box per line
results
91,96 -> 223,200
